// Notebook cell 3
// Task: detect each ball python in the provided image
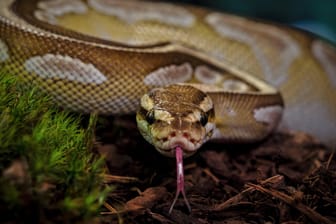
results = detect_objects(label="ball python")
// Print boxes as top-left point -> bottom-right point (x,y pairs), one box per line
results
1,0 -> 336,213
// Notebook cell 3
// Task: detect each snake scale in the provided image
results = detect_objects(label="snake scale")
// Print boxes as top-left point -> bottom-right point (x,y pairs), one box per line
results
1,0 -> 336,212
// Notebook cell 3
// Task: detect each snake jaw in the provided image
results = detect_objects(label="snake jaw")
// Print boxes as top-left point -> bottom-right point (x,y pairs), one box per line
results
158,134 -> 200,157
169,146 -> 192,214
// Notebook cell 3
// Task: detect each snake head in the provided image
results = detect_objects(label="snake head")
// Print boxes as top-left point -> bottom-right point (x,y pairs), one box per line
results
136,84 -> 215,157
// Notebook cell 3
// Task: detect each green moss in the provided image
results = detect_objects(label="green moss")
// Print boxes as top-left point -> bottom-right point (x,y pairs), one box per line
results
0,71 -> 109,222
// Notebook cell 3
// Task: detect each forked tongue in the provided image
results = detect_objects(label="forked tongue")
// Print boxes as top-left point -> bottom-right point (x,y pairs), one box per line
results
168,146 -> 191,214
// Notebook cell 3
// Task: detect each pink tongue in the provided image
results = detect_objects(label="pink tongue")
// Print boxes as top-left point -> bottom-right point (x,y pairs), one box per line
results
168,146 -> 191,213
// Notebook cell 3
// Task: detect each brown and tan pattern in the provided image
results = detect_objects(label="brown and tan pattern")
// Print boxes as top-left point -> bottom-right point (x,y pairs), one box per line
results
0,0 -> 335,148
88,0 -> 195,27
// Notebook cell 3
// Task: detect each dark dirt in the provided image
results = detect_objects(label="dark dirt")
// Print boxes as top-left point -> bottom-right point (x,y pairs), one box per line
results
96,115 -> 336,224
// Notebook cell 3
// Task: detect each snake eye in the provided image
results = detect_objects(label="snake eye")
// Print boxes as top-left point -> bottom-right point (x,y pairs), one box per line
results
200,112 -> 208,126
145,110 -> 155,124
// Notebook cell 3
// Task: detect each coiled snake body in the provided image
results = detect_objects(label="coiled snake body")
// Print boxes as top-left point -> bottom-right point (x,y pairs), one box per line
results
1,0 -> 336,212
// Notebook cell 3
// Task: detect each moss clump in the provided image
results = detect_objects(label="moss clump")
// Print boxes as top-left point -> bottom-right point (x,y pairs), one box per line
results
0,71 -> 109,223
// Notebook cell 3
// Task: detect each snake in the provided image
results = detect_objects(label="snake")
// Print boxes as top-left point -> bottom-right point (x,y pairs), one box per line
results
1,0 -> 336,213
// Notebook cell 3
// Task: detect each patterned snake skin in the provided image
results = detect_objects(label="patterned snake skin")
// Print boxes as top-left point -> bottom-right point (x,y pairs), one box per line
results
0,0 -> 336,147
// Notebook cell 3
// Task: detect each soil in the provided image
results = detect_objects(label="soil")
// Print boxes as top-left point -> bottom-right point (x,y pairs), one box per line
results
96,115 -> 336,224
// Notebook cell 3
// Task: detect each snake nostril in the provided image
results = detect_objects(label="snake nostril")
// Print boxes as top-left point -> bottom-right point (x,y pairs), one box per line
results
170,132 -> 176,137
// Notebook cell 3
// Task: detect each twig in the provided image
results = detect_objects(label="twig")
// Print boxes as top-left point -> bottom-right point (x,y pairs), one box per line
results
247,183 -> 334,224
213,175 -> 283,211
102,174 -> 139,184
203,168 -> 220,184
326,151 -> 334,170
101,202 -> 118,215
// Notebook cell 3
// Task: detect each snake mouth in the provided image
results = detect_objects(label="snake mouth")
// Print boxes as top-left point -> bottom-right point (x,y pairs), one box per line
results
156,136 -> 200,157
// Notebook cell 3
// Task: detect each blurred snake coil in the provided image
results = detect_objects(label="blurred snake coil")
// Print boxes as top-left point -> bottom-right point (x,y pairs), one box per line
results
0,0 -> 335,148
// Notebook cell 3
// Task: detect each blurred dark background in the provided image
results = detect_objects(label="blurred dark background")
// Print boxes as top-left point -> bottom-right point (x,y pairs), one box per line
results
170,0 -> 336,44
